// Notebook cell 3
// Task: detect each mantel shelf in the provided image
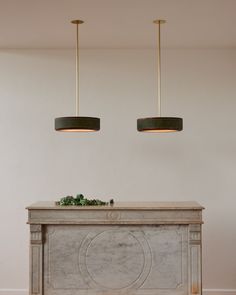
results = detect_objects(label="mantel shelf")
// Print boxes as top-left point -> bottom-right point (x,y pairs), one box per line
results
26,201 -> 204,210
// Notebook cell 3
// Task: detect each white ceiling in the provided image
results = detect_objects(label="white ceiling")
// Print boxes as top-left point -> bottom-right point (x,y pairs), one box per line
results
0,0 -> 235,49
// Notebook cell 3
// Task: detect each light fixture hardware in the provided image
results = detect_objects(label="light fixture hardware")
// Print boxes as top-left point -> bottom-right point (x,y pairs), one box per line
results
55,20 -> 100,132
137,20 -> 183,133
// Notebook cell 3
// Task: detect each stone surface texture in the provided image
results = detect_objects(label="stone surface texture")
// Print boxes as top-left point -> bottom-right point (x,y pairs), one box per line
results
27,201 -> 204,295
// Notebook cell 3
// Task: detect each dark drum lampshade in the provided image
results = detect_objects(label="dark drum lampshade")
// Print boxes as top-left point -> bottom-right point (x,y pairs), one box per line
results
137,117 -> 183,132
137,20 -> 183,133
55,20 -> 100,133
55,117 -> 100,132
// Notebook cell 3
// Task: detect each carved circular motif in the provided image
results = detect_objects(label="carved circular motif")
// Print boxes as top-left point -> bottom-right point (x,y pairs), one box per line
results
106,211 -> 120,220
79,229 -> 152,290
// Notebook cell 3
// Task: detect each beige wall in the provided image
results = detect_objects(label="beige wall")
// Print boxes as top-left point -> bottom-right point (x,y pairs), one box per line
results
0,49 -> 235,294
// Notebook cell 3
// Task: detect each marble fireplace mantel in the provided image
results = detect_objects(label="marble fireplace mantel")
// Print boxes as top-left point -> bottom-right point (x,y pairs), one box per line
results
27,201 -> 204,295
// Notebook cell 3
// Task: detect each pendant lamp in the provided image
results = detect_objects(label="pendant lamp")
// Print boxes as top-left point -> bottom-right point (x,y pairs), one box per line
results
137,20 -> 183,133
55,20 -> 100,132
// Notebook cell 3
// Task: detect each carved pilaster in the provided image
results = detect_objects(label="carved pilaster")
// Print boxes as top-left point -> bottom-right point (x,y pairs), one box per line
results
189,224 -> 202,295
30,225 -> 43,295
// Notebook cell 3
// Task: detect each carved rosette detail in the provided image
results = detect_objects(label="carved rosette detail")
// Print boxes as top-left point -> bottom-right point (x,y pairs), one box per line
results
106,211 -> 121,221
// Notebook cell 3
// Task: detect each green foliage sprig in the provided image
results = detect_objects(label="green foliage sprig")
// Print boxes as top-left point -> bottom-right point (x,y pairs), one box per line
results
58,194 -> 114,206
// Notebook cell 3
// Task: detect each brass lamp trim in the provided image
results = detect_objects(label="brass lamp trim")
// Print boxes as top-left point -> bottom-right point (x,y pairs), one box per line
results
55,20 -> 100,132
137,19 -> 183,133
